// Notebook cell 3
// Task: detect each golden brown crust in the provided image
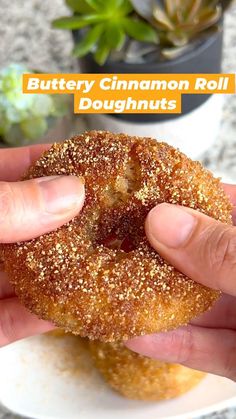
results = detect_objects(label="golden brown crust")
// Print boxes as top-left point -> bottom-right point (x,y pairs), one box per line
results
89,341 -> 205,400
0,131 -> 232,341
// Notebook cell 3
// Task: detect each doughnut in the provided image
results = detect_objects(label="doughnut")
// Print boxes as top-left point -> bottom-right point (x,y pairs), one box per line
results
0,131 -> 232,341
89,341 -> 205,400
47,329 -> 69,338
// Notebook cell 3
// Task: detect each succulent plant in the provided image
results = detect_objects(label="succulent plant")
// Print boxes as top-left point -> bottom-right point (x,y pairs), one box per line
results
130,0 -> 226,58
53,0 -> 159,65
0,64 -> 68,147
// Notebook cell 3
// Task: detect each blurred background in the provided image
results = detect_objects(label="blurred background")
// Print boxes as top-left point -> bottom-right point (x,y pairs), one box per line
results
0,2 -> 236,418
0,0 -> 235,179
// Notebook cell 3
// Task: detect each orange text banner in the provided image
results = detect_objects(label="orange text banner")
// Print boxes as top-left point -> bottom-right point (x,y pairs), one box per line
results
23,73 -> 235,114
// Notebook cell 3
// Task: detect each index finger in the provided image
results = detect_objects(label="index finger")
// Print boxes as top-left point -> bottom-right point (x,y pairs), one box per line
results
222,183 -> 236,205
0,297 -> 54,347
0,271 -> 14,299
222,183 -> 236,225
0,144 -> 51,182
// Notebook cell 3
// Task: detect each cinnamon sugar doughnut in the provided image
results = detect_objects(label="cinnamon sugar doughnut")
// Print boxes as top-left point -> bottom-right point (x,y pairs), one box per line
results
89,341 -> 205,400
0,131 -> 232,341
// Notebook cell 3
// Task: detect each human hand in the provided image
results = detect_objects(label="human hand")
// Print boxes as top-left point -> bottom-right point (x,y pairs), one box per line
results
127,184 -> 236,381
0,145 -> 85,346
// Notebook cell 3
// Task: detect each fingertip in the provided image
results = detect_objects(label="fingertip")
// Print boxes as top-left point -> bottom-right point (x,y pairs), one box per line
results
125,336 -> 145,353
0,298 -> 55,347
0,175 -> 86,243
62,175 -> 86,214
37,175 -> 85,216
27,317 -> 56,335
145,203 -> 196,250
145,204 -> 165,250
125,333 -> 168,360
128,326 -> 236,379
125,327 -> 192,364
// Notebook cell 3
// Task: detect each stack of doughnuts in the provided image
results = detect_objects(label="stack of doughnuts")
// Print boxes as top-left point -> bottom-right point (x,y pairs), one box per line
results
89,341 -> 205,400
1,131 -> 232,400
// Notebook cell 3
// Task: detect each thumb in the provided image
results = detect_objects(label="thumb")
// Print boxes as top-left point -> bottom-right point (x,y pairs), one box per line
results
145,203 -> 236,296
0,176 -> 85,243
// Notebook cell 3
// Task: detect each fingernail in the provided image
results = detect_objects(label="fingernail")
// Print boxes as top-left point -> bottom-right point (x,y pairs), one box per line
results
37,176 -> 85,215
147,204 -> 196,248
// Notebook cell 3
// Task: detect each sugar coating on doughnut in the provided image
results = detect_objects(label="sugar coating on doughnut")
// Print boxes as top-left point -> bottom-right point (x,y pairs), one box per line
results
89,341 -> 205,400
0,131 -> 232,341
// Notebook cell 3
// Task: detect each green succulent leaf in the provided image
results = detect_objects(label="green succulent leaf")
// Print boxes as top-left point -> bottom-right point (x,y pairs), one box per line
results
167,30 -> 189,46
116,0 -> 133,15
167,0 -> 191,23
66,0 -> 93,13
196,5 -> 222,31
105,24 -> 126,50
31,95 -> 54,117
7,92 -> 33,112
0,64 -> 69,145
52,16 -> 89,30
95,35 -> 111,65
52,95 -> 70,117
3,125 -> 24,146
199,4 -> 221,19
153,7 -> 175,30
164,0 -> 178,19
52,15 -> 104,30
5,104 -> 22,123
85,0 -> 104,11
105,0 -> 122,9
21,117 -> 48,141
104,0 -> 130,12
73,23 -> 104,57
123,18 -> 159,43
85,0 -> 133,15
203,0 -> 219,8
149,0 -> 223,52
161,43 -> 193,60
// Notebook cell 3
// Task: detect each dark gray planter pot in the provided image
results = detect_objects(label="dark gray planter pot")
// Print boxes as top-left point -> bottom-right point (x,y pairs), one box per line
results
73,23 -> 223,123
0,141 -> 6,148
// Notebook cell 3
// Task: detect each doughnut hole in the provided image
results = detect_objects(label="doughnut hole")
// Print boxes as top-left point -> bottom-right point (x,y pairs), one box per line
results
98,155 -> 142,252
101,155 -> 142,207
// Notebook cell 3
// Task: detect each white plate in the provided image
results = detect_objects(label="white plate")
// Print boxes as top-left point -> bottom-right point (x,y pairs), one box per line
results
0,334 -> 236,419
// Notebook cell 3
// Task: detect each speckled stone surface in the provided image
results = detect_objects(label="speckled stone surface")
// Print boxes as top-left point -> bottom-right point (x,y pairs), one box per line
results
0,1 -> 236,418
202,1 -> 236,182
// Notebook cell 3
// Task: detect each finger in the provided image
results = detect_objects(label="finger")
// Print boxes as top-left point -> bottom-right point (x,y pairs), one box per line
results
0,176 -> 85,243
191,294 -> 236,329
222,183 -> 236,224
0,272 -> 14,299
0,144 -> 50,181
145,203 -> 236,296
126,325 -> 236,380
222,183 -> 236,206
0,297 -> 54,347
